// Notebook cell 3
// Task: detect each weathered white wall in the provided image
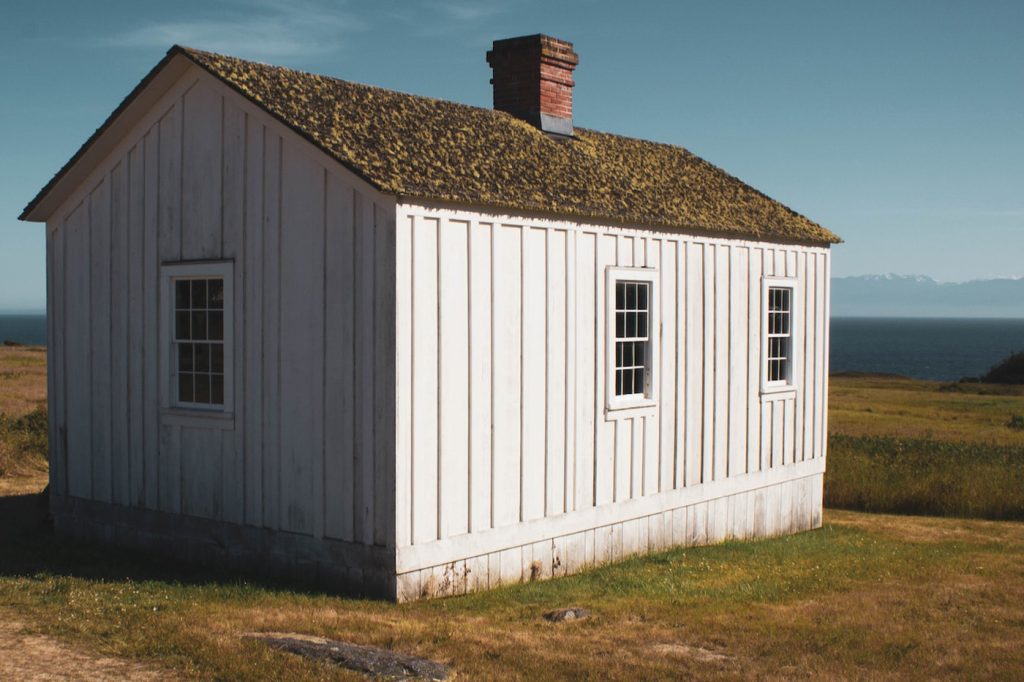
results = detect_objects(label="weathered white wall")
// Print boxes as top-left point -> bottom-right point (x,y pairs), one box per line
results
393,203 -> 830,575
46,67 -> 397,550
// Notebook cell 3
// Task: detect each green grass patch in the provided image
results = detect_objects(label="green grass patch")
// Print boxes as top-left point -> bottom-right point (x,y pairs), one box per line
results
0,505 -> 981,680
825,434 -> 1024,520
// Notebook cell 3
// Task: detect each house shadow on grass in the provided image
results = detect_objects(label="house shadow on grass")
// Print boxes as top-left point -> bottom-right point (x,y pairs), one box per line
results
0,488 -> 337,599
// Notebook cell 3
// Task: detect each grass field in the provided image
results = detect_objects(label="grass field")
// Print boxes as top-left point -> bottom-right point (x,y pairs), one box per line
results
827,375 -> 1024,519
1,348 -> 1023,679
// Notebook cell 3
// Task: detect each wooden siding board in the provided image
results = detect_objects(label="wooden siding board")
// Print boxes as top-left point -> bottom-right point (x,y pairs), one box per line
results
260,131 -> 281,530
221,99 -> 246,526
594,234 -> 616,504
468,221 -> 493,532
373,203 -> 397,547
822,253 -> 832,463
684,242 -> 703,487
180,82 -> 222,260
659,240 -> 677,493
713,244 -> 729,481
491,224 -> 521,528
110,161 -> 130,506
728,245 -> 748,478
142,127 -> 160,510
394,211 -> 413,546
438,219 -> 471,538
45,230 -> 62,497
157,106 -> 182,513
814,253 -> 827,460
521,226 -> 546,521
324,177 -> 356,541
746,247 -> 762,474
701,243 -> 714,485
89,179 -> 113,504
545,228 -> 567,517
354,191 -> 376,542
674,241 -> 686,489
125,144 -> 144,506
65,203 -> 92,500
277,140 -> 324,535
411,216 -> 440,542
575,232 -> 596,509
804,254 -> 817,460
242,120 -> 265,527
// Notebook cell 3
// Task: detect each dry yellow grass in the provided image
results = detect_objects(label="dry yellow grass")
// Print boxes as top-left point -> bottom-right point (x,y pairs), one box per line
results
3,353 -> 1024,678
0,346 -> 47,417
829,374 -> 1024,446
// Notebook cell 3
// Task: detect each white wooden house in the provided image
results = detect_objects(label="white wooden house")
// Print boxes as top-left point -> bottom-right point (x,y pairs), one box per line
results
20,35 -> 839,600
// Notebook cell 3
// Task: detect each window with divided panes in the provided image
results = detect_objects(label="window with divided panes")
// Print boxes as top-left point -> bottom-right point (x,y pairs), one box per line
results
766,286 -> 792,384
173,277 -> 226,407
614,279 -> 651,398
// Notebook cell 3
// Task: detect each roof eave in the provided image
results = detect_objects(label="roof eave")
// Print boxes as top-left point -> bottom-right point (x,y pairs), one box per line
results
19,47 -> 194,223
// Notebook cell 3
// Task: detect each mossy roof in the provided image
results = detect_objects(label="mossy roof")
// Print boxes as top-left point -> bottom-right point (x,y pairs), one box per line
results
25,46 -> 839,244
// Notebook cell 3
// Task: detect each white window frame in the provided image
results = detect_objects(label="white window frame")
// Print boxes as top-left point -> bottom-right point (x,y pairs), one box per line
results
606,266 -> 659,412
761,275 -> 798,395
159,261 -> 234,416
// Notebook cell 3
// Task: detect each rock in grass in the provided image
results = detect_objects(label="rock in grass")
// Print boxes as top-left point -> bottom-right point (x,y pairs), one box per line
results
243,632 -> 449,680
544,607 -> 590,622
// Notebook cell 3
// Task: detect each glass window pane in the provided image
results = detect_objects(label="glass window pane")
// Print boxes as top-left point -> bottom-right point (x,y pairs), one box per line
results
622,368 -> 633,396
615,369 -> 623,396
616,312 -> 625,339
191,280 -> 207,310
178,373 -> 193,403
638,312 -> 647,338
616,282 -> 625,310
627,312 -> 636,338
208,279 -> 224,309
175,280 -> 190,309
208,311 -> 224,341
178,343 -> 194,372
634,368 -> 645,395
175,311 -> 190,341
191,311 -> 207,341
212,344 -> 224,373
626,282 -> 636,309
211,374 -> 224,405
635,342 -> 645,367
195,374 -> 210,404
638,283 -> 648,311
195,343 -> 211,372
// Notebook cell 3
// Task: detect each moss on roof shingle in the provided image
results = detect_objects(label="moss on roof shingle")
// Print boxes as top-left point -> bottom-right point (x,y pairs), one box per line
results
25,45 -> 839,244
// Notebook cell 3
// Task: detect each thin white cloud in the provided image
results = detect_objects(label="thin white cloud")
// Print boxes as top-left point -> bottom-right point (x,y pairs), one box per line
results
384,0 -> 511,37
427,0 -> 506,23
105,0 -> 368,60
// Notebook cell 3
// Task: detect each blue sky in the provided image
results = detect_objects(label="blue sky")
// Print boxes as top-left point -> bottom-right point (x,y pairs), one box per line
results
2,0 -> 1021,311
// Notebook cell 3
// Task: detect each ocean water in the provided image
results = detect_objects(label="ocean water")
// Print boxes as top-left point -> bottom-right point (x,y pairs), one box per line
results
0,314 -> 46,346
830,317 -> 1024,382
2,314 -> 1022,382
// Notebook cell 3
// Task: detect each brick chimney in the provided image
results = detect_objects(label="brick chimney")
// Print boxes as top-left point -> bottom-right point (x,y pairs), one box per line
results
486,34 -> 579,137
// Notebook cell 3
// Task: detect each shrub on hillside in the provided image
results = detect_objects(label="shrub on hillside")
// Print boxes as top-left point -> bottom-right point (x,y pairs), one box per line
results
0,406 -> 48,477
982,351 -> 1024,385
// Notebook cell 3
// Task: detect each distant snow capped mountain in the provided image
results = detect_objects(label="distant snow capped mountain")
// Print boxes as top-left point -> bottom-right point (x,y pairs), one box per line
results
832,275 -> 1024,318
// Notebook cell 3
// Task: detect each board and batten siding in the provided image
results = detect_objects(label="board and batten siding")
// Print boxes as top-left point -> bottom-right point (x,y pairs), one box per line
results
45,67 -> 397,550
394,203 -> 830,575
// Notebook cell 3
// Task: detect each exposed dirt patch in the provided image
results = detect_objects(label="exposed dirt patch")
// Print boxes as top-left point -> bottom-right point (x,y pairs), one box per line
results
244,631 -> 450,679
0,617 -> 176,681
649,643 -> 732,663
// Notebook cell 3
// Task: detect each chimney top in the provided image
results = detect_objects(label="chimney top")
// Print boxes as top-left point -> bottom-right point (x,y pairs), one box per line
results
486,34 -> 579,137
